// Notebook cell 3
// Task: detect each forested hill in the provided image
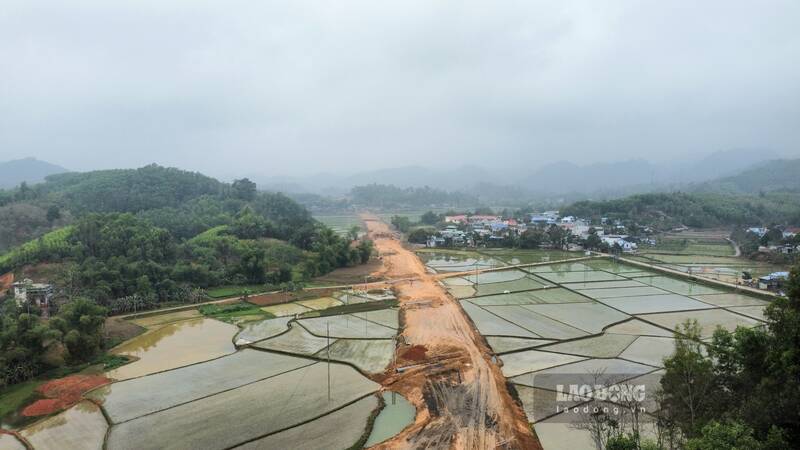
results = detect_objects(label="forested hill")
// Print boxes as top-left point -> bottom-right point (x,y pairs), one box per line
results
33,164 -> 226,213
562,191 -> 800,229
0,165 -> 371,313
692,158 -> 800,194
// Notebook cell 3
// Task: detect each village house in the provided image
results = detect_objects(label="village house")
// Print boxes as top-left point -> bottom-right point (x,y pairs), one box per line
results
758,272 -> 789,291
12,279 -> 54,309
601,235 -> 638,252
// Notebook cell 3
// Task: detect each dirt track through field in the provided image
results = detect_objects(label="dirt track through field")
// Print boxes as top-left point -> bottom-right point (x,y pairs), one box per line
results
362,214 -> 539,450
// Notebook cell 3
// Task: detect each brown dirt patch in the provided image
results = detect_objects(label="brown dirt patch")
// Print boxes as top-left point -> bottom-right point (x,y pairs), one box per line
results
0,272 -> 12,295
21,375 -> 110,417
246,288 -> 337,307
103,317 -> 145,347
311,258 -> 384,285
399,345 -> 428,362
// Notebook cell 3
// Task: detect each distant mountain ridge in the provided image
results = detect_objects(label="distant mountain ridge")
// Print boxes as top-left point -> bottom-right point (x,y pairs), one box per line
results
254,148 -> 782,198
0,157 -> 69,188
692,158 -> 800,194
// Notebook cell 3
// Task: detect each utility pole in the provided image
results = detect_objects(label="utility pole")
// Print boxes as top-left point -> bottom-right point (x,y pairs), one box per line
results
327,321 -> 331,402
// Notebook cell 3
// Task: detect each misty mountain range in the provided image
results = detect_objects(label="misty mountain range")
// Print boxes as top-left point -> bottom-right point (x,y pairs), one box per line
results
1,149 -> 794,203
254,148 -> 782,198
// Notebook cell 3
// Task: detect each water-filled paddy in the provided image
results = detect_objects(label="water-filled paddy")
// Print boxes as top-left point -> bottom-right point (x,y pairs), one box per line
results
260,302 -> 311,317
299,314 -> 396,339
318,339 -> 395,374
539,333 -> 637,358
485,336 -> 554,353
90,349 -> 313,423
467,256 -> 774,433
460,302 -> 540,338
253,323 -> 331,355
106,363 -> 379,450
637,308 -> 762,338
234,316 -> 291,345
0,434 -> 25,450
108,318 -> 237,380
20,401 -> 107,450
598,293 -> 715,314
484,305 -> 589,339
236,394 -> 379,450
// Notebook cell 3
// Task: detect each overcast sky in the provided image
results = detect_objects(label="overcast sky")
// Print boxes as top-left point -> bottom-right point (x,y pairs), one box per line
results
1,1 -> 798,178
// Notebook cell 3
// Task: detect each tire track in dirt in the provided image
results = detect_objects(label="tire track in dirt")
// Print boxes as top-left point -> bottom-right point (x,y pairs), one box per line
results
362,214 -> 539,450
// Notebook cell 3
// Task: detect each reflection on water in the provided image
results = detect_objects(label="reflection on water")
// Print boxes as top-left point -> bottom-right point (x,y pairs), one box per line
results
108,318 -> 237,380
20,401 -> 107,450
365,391 -> 416,446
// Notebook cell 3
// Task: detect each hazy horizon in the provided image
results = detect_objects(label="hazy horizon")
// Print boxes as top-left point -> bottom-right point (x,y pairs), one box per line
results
2,1 -> 799,179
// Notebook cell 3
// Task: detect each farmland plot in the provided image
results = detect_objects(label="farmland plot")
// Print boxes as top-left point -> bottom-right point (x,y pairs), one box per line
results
298,297 -> 343,310
511,358 -> 655,388
485,336 -> 554,354
472,256 -> 773,437
521,302 -> 629,334
234,317 -> 291,345
299,314 -> 396,339
472,276 -> 552,296
483,305 -> 588,340
597,293 -> 715,314
638,308 -> 762,338
20,401 -> 107,450
691,293 -> 770,307
460,301 -> 540,338
500,350 -> 586,378
618,336 -> 677,367
539,334 -> 637,358
0,434 -> 25,450
108,318 -> 237,380
562,279 -> 646,290
352,308 -> 400,328
575,285 -> 668,299
235,394 -> 380,450
252,324 -> 331,355
90,349 -> 314,423
260,302 -> 311,317
317,339 -> 395,374
105,363 -> 379,450
536,270 -> 626,284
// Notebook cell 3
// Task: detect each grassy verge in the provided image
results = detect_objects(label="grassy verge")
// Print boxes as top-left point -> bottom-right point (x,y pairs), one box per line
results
0,380 -> 42,419
199,302 -> 275,322
206,284 -> 267,299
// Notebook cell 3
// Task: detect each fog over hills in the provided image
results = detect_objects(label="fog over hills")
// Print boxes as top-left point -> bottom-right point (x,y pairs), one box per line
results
254,148 -> 780,198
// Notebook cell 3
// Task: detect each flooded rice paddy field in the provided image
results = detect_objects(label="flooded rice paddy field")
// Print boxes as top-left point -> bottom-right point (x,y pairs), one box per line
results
429,254 -> 773,450
107,317 -> 238,380
13,290 -> 410,450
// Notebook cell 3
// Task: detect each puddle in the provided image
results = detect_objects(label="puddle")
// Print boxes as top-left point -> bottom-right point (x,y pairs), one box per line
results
107,318 -> 237,380
365,391 -> 416,447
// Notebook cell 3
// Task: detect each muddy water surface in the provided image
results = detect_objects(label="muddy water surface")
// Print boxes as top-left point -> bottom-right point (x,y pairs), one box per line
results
108,318 -> 237,380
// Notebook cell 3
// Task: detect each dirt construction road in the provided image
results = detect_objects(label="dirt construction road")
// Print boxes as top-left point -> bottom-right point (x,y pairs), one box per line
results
363,215 -> 539,450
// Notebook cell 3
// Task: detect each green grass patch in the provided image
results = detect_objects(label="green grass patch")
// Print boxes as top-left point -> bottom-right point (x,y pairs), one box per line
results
199,302 -> 275,322
0,379 -> 42,419
206,284 -> 268,299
